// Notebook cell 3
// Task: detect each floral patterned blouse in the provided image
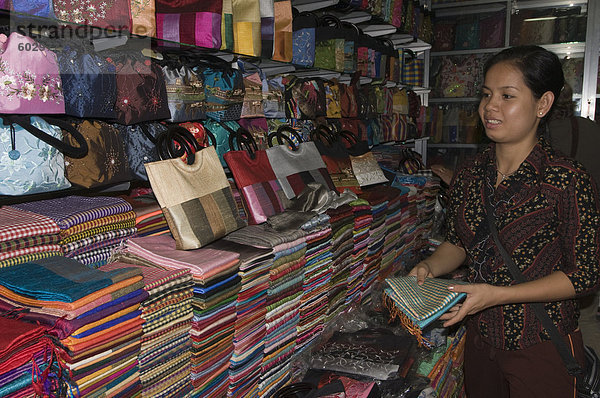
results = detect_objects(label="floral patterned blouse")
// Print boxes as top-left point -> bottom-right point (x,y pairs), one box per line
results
446,137 -> 600,350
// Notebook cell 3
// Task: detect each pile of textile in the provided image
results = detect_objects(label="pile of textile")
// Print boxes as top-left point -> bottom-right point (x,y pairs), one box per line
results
207,240 -> 272,398
120,189 -> 169,237
393,176 -> 422,266
225,224 -> 307,398
0,317 -> 66,397
379,186 -> 407,280
120,234 -> 241,397
345,198 -> 373,306
12,196 -> 137,268
359,190 -> 389,304
324,204 -> 354,323
0,256 -> 147,396
0,206 -> 61,268
296,214 -> 332,352
100,260 -> 194,397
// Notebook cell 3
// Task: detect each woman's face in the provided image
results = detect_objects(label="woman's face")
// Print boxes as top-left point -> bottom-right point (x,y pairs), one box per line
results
478,61 -> 544,146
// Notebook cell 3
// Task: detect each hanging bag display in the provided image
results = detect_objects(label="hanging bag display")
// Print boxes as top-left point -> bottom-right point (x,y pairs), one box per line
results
0,115 -> 88,196
53,0 -> 131,30
341,130 -> 388,187
145,127 -> 246,250
232,0 -> 262,56
340,21 -> 359,74
401,49 -> 424,87
237,60 -> 266,119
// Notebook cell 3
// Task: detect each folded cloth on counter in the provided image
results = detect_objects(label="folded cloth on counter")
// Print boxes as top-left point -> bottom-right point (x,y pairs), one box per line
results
0,207 -> 60,242
383,276 -> 467,348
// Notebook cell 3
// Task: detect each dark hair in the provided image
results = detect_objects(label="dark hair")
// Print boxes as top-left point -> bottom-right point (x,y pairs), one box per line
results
483,45 -> 565,120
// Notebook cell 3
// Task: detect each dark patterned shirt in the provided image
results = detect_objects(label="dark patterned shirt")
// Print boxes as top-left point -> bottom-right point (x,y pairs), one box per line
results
446,137 -> 600,350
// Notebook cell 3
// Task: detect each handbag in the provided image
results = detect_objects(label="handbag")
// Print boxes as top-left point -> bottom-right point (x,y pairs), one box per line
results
145,139 -> 246,250
324,79 -> 342,119
202,119 -> 240,167
156,0 -> 222,48
130,0 -> 156,36
432,19 -> 456,51
64,119 -> 132,188
119,122 -> 168,181
196,55 -> 245,121
111,55 -> 171,125
221,0 -> 234,50
0,32 -> 64,114
161,59 -> 206,122
314,14 -> 345,72
224,128 -> 290,224
401,49 -> 424,87
454,15 -> 480,50
237,60 -> 266,119
342,130 -> 388,187
53,0 -> 131,30
12,0 -> 53,17
292,10 -> 318,67
272,0 -> 293,62
484,177 -> 600,398
0,115 -> 87,195
56,41 -> 117,119
263,75 -> 286,119
266,138 -> 335,199
284,76 -> 326,120
232,0 -> 261,56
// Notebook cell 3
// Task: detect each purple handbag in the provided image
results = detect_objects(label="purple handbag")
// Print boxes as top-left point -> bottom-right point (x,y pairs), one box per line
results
0,32 -> 65,114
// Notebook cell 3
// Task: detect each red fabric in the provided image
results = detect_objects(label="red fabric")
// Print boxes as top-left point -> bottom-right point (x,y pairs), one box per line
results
225,150 -> 276,188
156,0 -> 222,13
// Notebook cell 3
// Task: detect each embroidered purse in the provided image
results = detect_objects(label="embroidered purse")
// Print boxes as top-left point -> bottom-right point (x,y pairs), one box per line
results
161,59 -> 206,122
120,122 -> 168,181
0,115 -> 87,195
0,33 -> 64,114
196,55 -> 245,121
292,11 -> 318,67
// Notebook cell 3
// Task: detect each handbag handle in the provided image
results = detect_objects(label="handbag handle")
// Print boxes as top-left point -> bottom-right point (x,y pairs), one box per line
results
310,124 -> 335,147
219,122 -> 258,158
156,125 -> 202,164
268,125 -> 302,151
6,115 -> 89,159
483,173 -> 586,382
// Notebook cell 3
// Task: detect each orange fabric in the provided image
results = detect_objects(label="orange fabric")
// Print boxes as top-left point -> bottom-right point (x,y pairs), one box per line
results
0,275 -> 143,310
63,319 -> 144,352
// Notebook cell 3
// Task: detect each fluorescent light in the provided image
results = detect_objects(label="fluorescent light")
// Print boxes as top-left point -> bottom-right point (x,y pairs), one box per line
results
523,16 -> 558,21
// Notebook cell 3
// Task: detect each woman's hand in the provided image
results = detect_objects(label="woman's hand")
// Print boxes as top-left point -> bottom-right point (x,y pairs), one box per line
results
408,261 -> 434,285
439,283 -> 504,327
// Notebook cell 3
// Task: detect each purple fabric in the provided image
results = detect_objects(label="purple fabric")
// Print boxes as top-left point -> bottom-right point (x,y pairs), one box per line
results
12,196 -> 133,229
157,13 -> 180,45
195,12 -> 221,48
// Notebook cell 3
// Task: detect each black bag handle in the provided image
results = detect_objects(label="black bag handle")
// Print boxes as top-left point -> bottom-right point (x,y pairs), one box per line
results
220,122 -> 258,158
6,115 -> 89,159
268,125 -> 302,151
483,172 -> 588,387
310,124 -> 335,147
156,124 -> 202,164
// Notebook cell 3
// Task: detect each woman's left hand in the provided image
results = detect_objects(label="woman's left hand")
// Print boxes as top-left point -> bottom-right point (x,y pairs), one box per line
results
439,283 -> 503,327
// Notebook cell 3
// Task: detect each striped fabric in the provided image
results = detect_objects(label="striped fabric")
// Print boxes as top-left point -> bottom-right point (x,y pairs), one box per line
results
163,186 -> 246,249
0,244 -> 62,261
12,196 -> 133,230
384,276 -> 466,346
0,234 -> 60,253
62,228 -> 137,255
0,207 -> 60,242
240,180 -> 288,225
285,168 -> 337,198
0,251 -> 60,268
61,220 -> 137,244
60,212 -> 136,238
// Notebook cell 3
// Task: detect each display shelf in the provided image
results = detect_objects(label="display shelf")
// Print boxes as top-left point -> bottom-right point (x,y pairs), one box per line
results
431,0 -> 507,10
511,0 -> 588,11
291,0 -> 340,12
330,10 -> 373,24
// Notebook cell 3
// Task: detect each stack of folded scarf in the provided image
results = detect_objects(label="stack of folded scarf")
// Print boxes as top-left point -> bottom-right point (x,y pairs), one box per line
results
0,317 -> 71,397
208,240 -> 272,398
121,235 -> 241,398
379,186 -> 407,280
12,196 -> 137,268
0,207 -> 61,268
324,205 -> 354,323
225,224 -> 307,398
296,214 -> 332,353
394,178 -> 421,266
120,189 -> 169,237
359,190 -> 389,305
100,261 -> 194,397
345,198 -> 372,306
0,256 -> 147,396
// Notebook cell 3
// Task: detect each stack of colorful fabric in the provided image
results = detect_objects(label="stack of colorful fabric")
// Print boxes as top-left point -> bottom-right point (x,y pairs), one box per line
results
0,317 -> 69,398
359,190 -> 389,305
120,189 -> 169,237
0,206 -> 61,268
345,199 -> 372,306
393,176 -> 422,266
209,240 -> 272,398
0,256 -> 147,397
324,204 -> 354,323
224,224 -> 307,398
100,261 -> 194,397
12,196 -> 137,268
296,214 -> 332,353
121,235 -> 241,397
379,186 -> 406,280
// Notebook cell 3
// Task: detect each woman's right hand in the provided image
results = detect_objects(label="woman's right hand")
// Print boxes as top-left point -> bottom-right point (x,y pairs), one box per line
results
408,261 -> 434,285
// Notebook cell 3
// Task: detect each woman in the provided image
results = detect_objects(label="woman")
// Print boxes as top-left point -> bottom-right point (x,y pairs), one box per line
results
409,45 -> 600,397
